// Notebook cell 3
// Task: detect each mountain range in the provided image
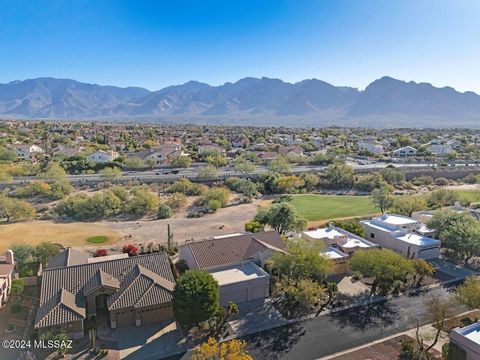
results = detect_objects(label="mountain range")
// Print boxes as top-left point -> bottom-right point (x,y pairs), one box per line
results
1,76 -> 480,128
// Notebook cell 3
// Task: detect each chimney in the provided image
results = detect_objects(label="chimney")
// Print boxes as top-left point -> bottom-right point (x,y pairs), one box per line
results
328,222 -> 334,230
5,249 -> 14,265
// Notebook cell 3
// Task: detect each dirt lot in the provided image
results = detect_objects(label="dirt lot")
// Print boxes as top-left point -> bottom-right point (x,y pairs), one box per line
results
106,199 -> 268,246
0,222 -> 120,252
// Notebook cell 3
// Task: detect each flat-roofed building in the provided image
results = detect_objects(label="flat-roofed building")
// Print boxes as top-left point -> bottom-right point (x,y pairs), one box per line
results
302,224 -> 378,256
0,250 -> 15,307
450,321 -> 480,360
210,262 -> 270,305
361,213 -> 441,259
322,246 -> 349,274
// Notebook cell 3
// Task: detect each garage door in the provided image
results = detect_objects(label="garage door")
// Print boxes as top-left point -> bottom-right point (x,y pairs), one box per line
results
114,309 -> 135,327
141,306 -> 174,325
221,289 -> 248,305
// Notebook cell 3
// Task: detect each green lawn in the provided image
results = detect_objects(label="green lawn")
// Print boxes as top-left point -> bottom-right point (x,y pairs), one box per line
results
289,189 -> 480,222
86,235 -> 109,244
289,194 -> 378,221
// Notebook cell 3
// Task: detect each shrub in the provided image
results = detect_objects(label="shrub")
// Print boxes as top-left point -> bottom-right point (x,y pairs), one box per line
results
19,268 -> 34,278
10,303 -> 22,314
201,187 -> 230,208
442,342 -> 467,360
122,244 -> 139,256
412,175 -> 434,186
207,199 -> 221,212
244,220 -> 264,233
93,249 -> 108,257
157,204 -> 173,219
435,177 -> 449,186
165,192 -> 187,209
187,210 -> 203,218
463,174 -> 478,184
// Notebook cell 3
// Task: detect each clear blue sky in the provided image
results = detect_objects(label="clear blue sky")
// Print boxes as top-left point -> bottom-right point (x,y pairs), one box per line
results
0,0 -> 479,92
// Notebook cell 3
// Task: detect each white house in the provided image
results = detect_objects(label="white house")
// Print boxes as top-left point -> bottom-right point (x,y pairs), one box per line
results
450,322 -> 480,360
360,214 -> 440,259
12,144 -> 44,161
87,150 -> 119,164
302,224 -> 378,257
446,139 -> 462,150
393,146 -> 417,158
0,250 -> 15,307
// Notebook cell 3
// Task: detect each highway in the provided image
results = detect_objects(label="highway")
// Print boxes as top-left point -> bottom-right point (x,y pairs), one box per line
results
2,161 -> 478,186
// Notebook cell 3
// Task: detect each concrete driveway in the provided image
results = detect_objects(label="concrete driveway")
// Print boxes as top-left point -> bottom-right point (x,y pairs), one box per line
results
227,299 -> 287,337
98,320 -> 187,360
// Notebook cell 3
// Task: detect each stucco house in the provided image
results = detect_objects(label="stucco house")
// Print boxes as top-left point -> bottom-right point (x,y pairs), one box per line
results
0,250 -> 15,308
87,150 -> 119,164
393,146 -> 417,158
302,224 -> 378,274
11,144 -> 44,161
178,231 -> 286,305
360,214 -> 440,259
35,252 -> 175,339
450,322 -> 480,360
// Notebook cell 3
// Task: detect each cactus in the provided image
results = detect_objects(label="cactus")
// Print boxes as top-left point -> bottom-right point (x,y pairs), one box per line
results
167,224 -> 174,253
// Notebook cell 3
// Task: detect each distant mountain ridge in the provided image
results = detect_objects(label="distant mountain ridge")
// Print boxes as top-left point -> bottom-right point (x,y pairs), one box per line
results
1,76 -> 480,128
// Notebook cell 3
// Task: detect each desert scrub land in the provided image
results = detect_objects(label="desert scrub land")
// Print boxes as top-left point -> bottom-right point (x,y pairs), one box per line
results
0,222 -> 119,252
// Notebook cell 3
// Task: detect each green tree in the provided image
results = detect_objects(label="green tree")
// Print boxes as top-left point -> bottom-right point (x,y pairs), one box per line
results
267,157 -> 291,174
10,244 -> 34,268
126,190 -> 160,215
391,196 -> 427,217
124,157 -> 146,169
268,240 -> 333,281
427,210 -> 480,263
173,270 -> 220,328
254,202 -> 307,234
244,220 -> 264,233
201,187 -> 230,208
34,242 -> 61,268
0,195 -> 35,222
427,189 -> 461,208
380,167 -> 405,186
456,276 -> 480,310
10,279 -> 24,297
100,166 -> 122,181
275,175 -> 305,194
349,249 -> 414,295
412,259 -> 435,286
323,162 -> 355,189
276,278 -> 326,315
371,185 -> 393,213
157,204 -> 173,219
234,157 -> 255,175
40,162 -> 67,180
300,172 -> 320,191
197,164 -> 219,179
170,156 -> 192,168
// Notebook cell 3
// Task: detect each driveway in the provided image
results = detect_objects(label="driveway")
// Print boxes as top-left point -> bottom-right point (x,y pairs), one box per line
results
97,320 -> 187,360
227,299 -> 287,337
242,285 -> 466,360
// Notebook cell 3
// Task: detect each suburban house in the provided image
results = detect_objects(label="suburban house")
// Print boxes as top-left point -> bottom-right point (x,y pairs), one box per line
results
35,252 -> 175,339
0,250 -> 15,308
357,141 -> 384,155
302,225 -> 378,274
278,146 -> 304,157
393,146 -> 417,158
450,322 -> 480,360
11,144 -> 45,161
302,224 -> 378,257
427,144 -> 455,156
87,150 -> 119,163
178,231 -> 286,305
413,202 -> 480,225
360,214 -> 441,259
126,144 -> 187,165
53,145 -> 85,158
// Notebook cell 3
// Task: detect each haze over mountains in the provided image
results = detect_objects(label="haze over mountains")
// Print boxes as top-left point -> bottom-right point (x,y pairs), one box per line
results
1,76 -> 480,128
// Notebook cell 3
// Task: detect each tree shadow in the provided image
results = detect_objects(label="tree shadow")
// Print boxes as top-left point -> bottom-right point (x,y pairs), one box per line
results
243,323 -> 306,360
329,300 -> 399,331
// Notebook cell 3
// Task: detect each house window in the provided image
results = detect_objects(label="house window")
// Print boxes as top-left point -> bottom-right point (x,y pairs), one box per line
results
370,233 -> 375,239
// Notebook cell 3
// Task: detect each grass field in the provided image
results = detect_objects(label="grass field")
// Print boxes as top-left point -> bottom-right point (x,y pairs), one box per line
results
289,194 -> 379,222
289,189 -> 480,223
0,222 -> 119,252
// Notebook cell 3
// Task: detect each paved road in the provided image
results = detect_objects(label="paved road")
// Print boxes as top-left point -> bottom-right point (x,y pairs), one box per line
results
242,285 -> 466,360
2,161 -> 457,186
